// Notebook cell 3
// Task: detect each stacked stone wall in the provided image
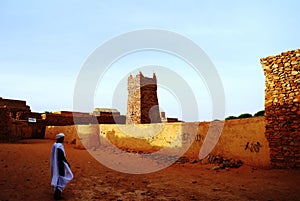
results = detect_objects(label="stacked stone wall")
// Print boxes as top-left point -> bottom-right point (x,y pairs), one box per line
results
141,84 -> 161,123
126,73 -> 141,124
126,72 -> 161,124
140,73 -> 161,123
261,49 -> 300,168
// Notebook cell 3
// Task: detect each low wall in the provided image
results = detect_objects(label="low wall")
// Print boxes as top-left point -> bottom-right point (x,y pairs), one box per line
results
42,114 -> 126,126
44,125 -> 77,144
44,117 -> 270,167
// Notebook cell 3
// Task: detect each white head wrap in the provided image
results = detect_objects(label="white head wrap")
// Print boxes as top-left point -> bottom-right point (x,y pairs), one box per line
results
56,133 -> 65,139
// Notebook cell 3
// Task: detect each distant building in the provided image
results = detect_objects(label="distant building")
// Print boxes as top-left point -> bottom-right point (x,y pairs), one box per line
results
92,108 -> 121,117
160,111 -> 181,123
126,72 -> 162,124
0,97 -> 45,141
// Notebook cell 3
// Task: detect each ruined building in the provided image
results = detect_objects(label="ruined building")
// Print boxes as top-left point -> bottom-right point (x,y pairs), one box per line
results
126,72 -> 162,124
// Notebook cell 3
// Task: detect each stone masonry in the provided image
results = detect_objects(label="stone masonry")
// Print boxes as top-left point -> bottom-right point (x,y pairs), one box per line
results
0,97 -> 45,141
126,72 -> 161,124
0,97 -> 30,118
261,49 -> 300,168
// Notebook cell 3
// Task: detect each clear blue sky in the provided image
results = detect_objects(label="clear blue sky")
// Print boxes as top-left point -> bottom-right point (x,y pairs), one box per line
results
0,0 -> 299,121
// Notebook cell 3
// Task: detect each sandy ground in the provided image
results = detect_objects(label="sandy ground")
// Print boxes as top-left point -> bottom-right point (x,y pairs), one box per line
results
0,139 -> 299,201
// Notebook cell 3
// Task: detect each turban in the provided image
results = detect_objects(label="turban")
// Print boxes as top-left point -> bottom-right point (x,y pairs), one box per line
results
56,133 -> 65,139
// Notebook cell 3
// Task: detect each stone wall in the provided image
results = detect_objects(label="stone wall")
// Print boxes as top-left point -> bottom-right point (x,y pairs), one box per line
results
126,72 -> 161,124
42,113 -> 126,126
0,97 -> 30,109
42,113 -> 94,126
261,49 -> 300,168
0,97 -> 30,118
0,107 -> 45,141
0,98 -> 46,141
126,73 -> 142,124
0,107 -> 13,142
45,117 -> 270,167
100,117 -> 269,167
16,111 -> 43,121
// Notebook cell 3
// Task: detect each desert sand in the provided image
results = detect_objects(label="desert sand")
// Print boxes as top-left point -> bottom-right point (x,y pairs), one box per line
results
0,139 -> 299,201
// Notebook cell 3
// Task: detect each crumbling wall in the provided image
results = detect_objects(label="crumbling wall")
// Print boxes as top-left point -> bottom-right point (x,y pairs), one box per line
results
261,49 -> 300,168
100,117 -> 269,167
46,117 -> 270,167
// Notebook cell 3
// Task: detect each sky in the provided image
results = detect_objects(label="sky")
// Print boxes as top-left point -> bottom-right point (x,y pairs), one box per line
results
0,0 -> 299,121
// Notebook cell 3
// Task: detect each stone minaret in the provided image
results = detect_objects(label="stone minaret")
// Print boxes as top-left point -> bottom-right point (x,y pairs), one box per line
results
126,72 -> 161,124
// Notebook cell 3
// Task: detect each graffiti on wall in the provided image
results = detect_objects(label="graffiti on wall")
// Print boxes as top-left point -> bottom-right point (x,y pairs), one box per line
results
182,132 -> 204,143
195,133 -> 204,142
245,142 -> 262,153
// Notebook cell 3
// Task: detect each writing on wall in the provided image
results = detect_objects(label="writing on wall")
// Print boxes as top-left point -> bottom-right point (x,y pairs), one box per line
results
245,142 -> 262,153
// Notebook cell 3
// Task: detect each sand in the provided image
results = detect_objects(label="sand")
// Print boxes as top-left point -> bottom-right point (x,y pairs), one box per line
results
0,139 -> 299,201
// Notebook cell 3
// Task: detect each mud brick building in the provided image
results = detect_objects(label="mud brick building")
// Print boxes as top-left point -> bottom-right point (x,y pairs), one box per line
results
0,97 -> 45,141
92,108 -> 126,124
43,110 -> 126,126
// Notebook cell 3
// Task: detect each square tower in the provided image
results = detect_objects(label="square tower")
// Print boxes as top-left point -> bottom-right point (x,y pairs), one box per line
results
126,72 -> 161,124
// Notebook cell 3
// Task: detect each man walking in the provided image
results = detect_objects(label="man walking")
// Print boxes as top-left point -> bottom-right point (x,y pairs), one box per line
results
50,133 -> 73,200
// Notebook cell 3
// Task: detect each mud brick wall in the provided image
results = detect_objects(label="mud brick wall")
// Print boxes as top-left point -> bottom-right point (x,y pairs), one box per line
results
0,97 -> 30,118
0,107 -> 44,141
16,111 -> 43,121
126,72 -> 161,124
43,113 -> 93,126
43,113 -> 126,126
0,107 -> 13,142
97,115 -> 126,124
0,97 -> 29,109
93,111 -> 121,117
261,49 -> 300,168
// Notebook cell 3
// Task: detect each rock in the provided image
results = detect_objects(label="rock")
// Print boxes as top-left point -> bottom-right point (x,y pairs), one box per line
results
176,156 -> 190,163
291,61 -> 298,65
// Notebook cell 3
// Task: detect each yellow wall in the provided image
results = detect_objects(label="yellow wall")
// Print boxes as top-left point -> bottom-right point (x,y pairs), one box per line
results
44,117 -> 270,167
